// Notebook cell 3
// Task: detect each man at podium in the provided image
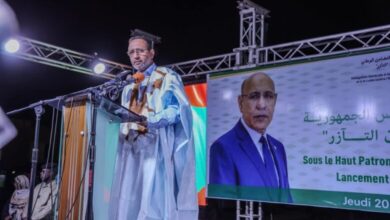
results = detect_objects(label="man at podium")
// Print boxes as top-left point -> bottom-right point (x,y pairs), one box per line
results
108,31 -> 198,220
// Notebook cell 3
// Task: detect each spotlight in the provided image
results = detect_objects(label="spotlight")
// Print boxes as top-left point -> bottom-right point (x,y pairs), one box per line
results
93,62 -> 106,74
4,38 -> 20,53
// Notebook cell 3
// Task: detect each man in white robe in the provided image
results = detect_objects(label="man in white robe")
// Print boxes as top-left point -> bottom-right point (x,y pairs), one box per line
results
108,34 -> 198,220
22,163 -> 58,220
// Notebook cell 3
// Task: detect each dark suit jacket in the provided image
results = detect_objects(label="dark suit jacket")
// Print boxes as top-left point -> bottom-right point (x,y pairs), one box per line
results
209,120 -> 292,202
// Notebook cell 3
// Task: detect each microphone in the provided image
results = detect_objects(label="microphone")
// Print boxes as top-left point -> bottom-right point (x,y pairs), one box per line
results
103,70 -> 131,86
115,70 -> 132,81
104,70 -> 144,86
101,72 -> 145,100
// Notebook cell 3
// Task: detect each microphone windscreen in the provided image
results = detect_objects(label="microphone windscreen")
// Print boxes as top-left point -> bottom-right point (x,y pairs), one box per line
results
129,72 -> 145,83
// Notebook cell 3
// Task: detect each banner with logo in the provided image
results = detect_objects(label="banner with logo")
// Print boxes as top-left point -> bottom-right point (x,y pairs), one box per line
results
207,49 -> 390,213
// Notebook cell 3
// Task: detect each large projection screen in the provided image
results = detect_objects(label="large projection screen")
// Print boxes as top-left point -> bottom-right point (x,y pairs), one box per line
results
207,49 -> 390,213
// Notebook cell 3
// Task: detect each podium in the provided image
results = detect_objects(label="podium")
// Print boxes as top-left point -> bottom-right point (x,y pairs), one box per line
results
57,94 -> 144,220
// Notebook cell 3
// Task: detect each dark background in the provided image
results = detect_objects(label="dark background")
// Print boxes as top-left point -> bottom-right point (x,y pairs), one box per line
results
2,0 -> 390,111
1,0 -> 390,219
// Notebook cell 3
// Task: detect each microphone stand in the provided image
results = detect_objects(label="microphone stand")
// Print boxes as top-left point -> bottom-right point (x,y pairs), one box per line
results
7,97 -> 63,220
6,79 -> 132,220
27,105 -> 43,220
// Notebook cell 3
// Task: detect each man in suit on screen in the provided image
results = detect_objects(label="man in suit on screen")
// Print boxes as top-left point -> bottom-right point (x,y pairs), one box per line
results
209,72 -> 292,202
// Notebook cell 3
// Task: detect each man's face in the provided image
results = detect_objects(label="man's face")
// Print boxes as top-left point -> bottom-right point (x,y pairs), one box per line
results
238,73 -> 277,134
127,38 -> 155,72
40,168 -> 52,182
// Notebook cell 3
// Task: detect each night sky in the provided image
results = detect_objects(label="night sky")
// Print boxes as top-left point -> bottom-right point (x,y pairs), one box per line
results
1,0 -> 390,219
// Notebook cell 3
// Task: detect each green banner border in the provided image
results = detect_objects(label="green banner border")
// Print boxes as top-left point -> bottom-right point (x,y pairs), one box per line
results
208,184 -> 390,213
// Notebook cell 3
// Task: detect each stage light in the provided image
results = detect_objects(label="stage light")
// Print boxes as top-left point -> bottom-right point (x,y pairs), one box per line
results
4,38 -> 20,53
93,62 -> 106,74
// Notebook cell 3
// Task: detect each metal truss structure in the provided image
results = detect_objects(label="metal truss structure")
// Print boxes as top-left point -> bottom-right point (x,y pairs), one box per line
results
235,0 -> 269,67
254,25 -> 390,65
8,24 -> 390,80
237,0 -> 269,48
169,24 -> 390,77
4,37 -> 132,79
236,200 -> 263,220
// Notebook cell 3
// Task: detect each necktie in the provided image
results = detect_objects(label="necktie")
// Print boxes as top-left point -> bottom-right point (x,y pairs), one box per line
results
259,135 -> 278,187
